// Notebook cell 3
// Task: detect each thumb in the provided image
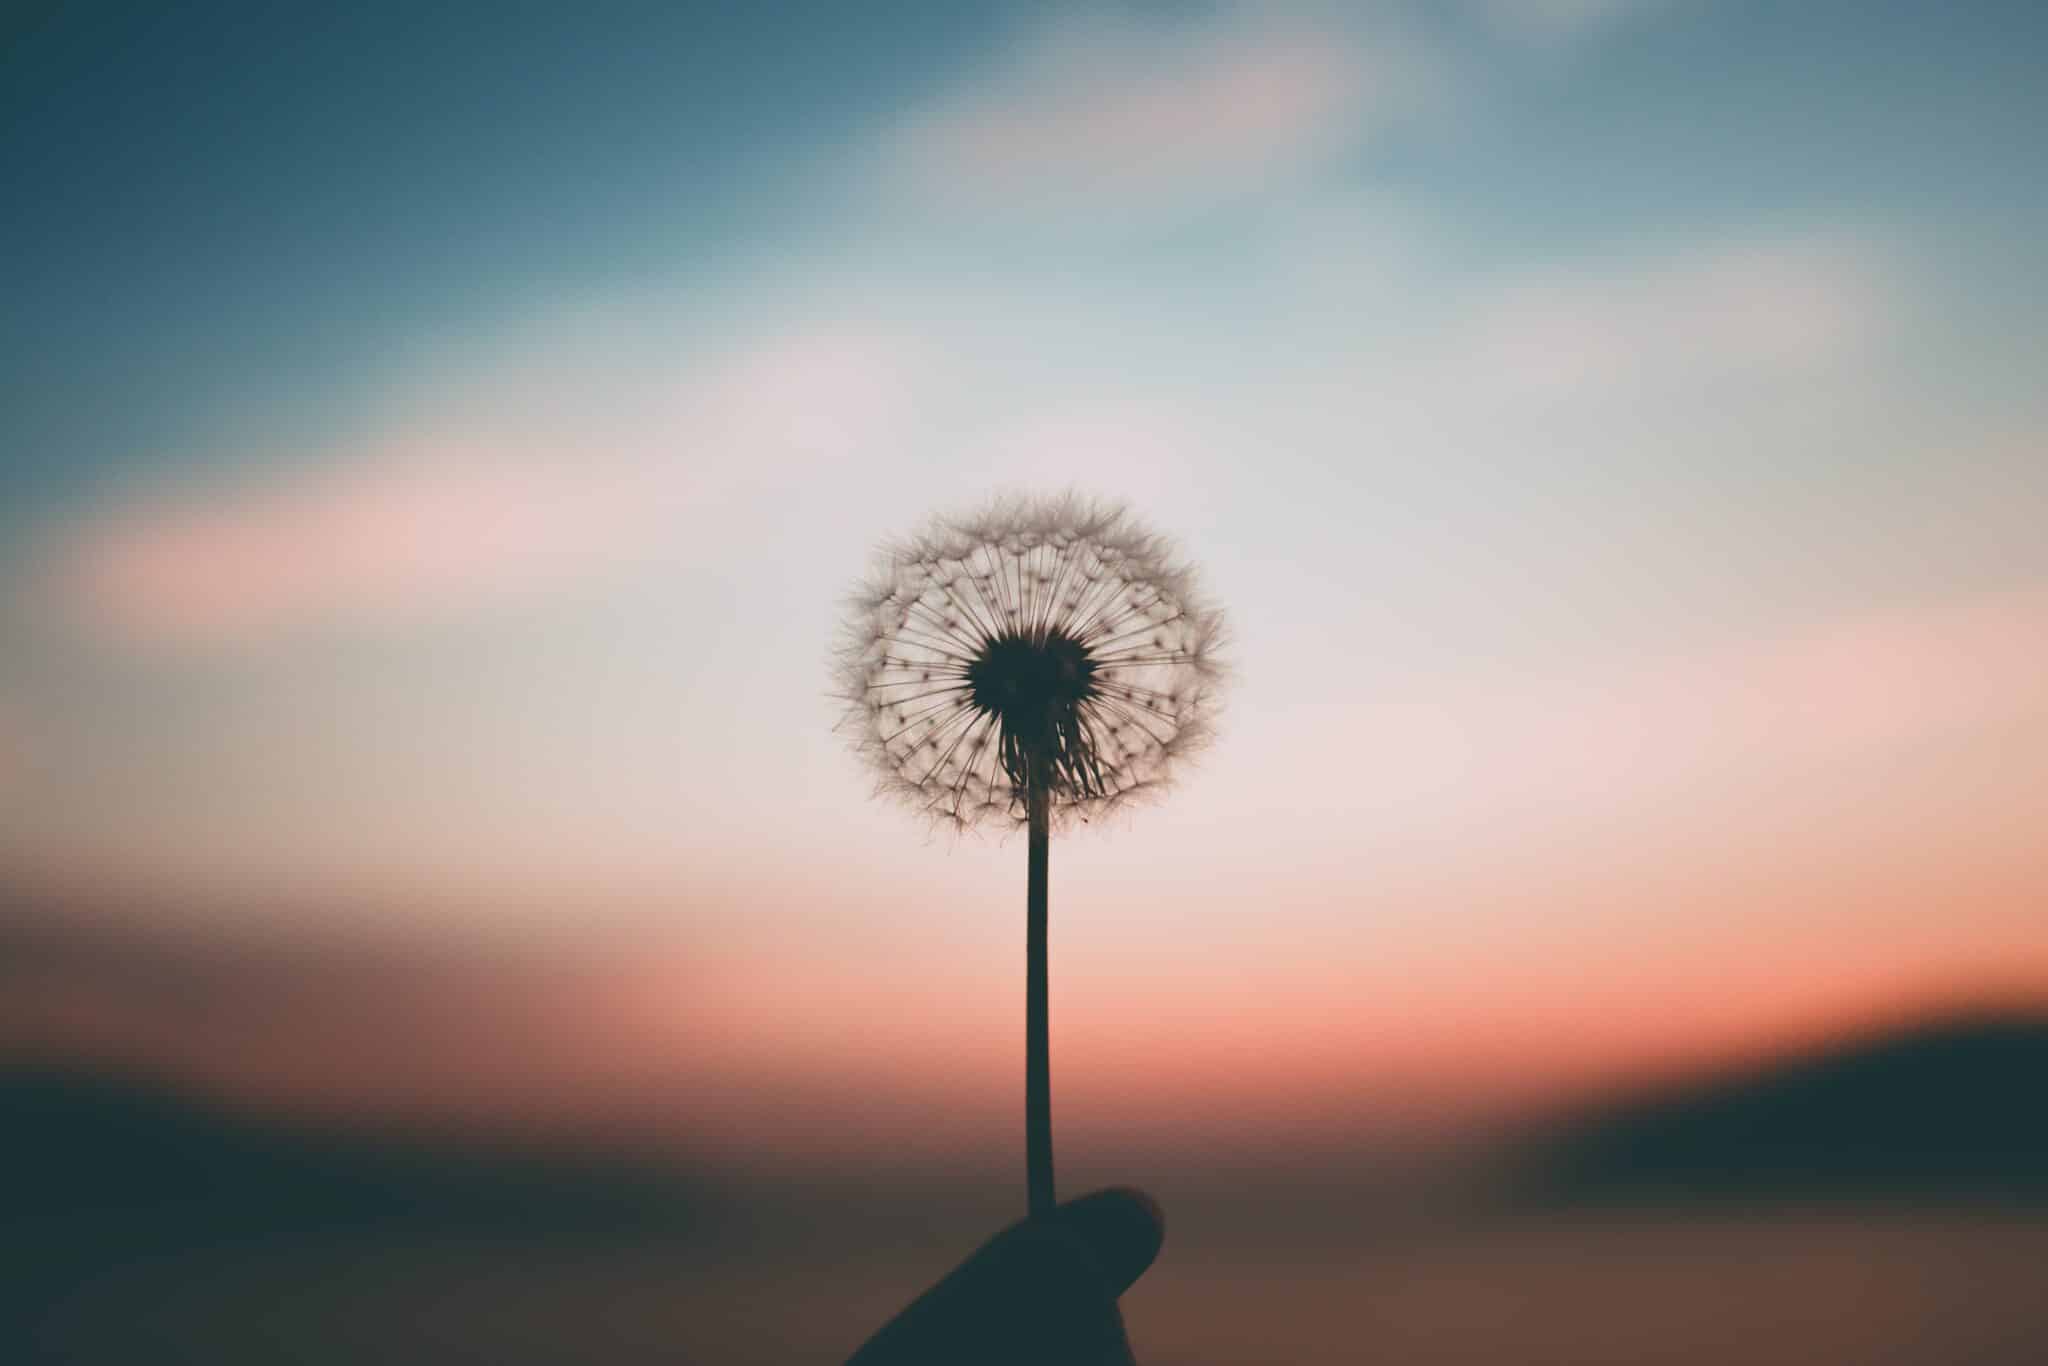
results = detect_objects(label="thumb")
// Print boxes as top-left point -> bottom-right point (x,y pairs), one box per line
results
847,1187 -> 1166,1365
1045,1187 -> 1167,1297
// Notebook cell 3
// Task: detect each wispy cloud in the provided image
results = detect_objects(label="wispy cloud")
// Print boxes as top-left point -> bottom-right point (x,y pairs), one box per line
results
1286,582 -> 2048,829
874,0 -> 1689,227
35,322 -> 930,649
47,445 -> 644,646
1478,0 -> 1671,48
1448,236 -> 1893,407
880,7 -> 1445,224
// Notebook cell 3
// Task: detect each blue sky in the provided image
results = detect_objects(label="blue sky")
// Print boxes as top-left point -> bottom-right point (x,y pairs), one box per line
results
6,0 -> 2042,518
2,0 -> 2047,1157
2,0 -> 2044,986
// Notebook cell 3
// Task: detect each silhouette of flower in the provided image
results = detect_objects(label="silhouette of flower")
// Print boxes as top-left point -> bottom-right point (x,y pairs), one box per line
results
835,493 -> 1225,1220
836,493 -> 1226,831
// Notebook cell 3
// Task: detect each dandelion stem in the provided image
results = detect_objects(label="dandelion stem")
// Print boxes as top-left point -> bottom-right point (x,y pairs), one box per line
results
1025,744 -> 1055,1220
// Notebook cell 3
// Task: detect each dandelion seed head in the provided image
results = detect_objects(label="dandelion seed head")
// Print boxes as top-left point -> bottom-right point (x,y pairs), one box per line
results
835,493 -> 1226,831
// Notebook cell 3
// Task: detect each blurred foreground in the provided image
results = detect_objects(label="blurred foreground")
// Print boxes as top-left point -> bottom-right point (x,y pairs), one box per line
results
22,1205 -> 2048,1364
11,1013 -> 2047,1364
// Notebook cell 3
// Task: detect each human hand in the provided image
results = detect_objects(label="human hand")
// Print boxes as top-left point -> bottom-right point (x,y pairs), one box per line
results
845,1187 -> 1165,1365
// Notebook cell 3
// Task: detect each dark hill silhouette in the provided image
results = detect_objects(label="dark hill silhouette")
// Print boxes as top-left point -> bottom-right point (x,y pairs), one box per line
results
1508,1010 -> 2048,1207
1,1063 -> 718,1237
0,1064 -> 731,1351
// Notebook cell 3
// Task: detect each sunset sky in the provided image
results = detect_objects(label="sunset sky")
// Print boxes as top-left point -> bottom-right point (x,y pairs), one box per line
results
3,1 -> 2045,1163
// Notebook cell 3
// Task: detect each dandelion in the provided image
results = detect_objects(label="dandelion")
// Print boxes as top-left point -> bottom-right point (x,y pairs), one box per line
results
835,493 -> 1226,1217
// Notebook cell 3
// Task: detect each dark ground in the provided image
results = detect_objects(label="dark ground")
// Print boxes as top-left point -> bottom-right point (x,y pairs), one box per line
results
9,1014 -> 2048,1363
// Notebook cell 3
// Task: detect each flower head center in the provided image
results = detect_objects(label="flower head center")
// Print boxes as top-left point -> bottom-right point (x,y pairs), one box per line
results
964,628 -> 1110,800
966,630 -> 1098,735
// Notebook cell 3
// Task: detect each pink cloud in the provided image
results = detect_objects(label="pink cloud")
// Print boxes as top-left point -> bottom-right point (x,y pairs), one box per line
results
886,10 -> 1441,216
1456,239 -> 1891,405
1260,583 -> 2048,830
1530,585 -> 2048,793
37,323 -> 928,649
47,443 -> 663,646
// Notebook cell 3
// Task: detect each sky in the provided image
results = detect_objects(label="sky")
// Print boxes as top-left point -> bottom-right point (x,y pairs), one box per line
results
3,1 -> 2046,1162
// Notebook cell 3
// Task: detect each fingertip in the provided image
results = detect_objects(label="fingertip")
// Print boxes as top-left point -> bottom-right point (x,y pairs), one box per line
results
1053,1186 -> 1165,1296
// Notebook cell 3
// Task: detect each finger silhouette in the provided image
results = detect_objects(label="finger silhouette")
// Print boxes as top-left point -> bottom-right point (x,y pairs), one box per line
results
846,1187 -> 1165,1366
